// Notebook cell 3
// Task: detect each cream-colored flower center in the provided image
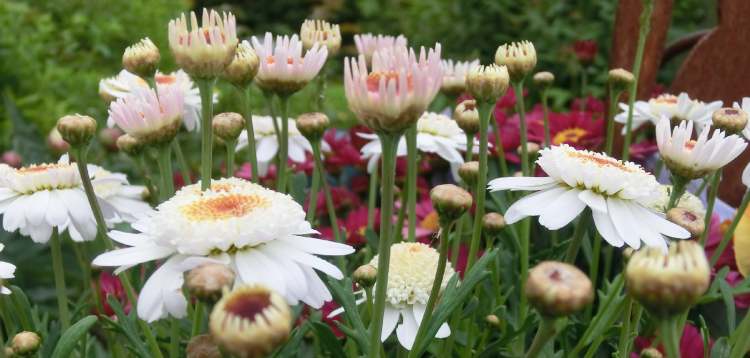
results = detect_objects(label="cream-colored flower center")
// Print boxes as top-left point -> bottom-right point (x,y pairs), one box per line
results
367,71 -> 413,93
553,128 -> 587,145
565,150 -> 634,172
181,194 -> 270,221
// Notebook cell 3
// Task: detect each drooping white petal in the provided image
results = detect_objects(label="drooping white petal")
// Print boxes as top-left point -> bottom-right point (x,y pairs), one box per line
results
382,305 -> 400,341
93,245 -> 174,268
538,189 -> 586,230
592,210 -> 625,247
488,176 -> 558,191
396,308 -> 419,350
504,187 -> 568,224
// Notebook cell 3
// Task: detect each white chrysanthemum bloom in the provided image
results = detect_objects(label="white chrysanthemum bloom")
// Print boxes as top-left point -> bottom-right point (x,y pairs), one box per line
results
359,112 -> 478,178
656,118 -> 747,180
235,116 -> 330,177
92,178 -> 353,322
251,33 -> 328,96
300,19 -> 341,55
488,144 -> 690,251
108,83 -> 184,145
168,9 -> 238,79
353,33 -> 407,64
101,69 -> 210,132
615,93 -> 722,133
344,44 -> 443,134
645,184 -> 705,217
0,244 -> 16,295
440,59 -> 480,95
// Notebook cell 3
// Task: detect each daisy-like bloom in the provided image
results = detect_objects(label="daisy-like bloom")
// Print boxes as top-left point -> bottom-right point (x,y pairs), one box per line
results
330,242 -> 453,350
344,44 -> 443,135
353,33 -> 407,64
251,33 -> 328,96
300,19 -> 342,55
358,112 -> 475,177
440,59 -> 480,96
101,70 -> 206,131
0,244 -> 16,294
235,115 -> 329,177
615,93 -> 722,133
168,9 -> 238,79
645,184 -> 705,217
488,144 -> 690,251
655,118 -> 747,180
108,83 -> 185,146
92,178 -> 353,322
87,165 -> 152,223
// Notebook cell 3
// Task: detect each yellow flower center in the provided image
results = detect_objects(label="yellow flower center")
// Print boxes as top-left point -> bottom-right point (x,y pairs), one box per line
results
553,128 -> 588,145
181,194 -> 270,221
566,150 -> 634,172
420,211 -> 440,232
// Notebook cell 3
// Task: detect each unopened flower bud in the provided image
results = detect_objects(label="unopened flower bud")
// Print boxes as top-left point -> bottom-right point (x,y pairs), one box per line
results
212,112 -> 245,142
4,346 -> 13,357
640,348 -> 663,358
116,134 -> 145,155
353,264 -> 377,288
666,208 -> 705,238
608,68 -> 634,92
57,114 -> 97,147
300,19 -> 341,56
297,112 -> 330,140
210,285 -> 291,358
223,41 -> 260,88
466,65 -> 510,103
526,261 -> 593,317
712,107 -> 748,135
123,38 -> 160,78
186,263 -> 236,303
11,331 -> 41,356
1,151 -> 22,168
482,213 -> 506,236
186,334 -> 221,358
516,142 -> 540,156
430,184 -> 473,225
454,99 -> 480,135
485,314 -> 501,328
495,41 -> 536,82
99,127 -> 123,152
626,240 -> 710,317
533,71 -> 554,89
47,128 -> 70,155
458,161 -> 479,186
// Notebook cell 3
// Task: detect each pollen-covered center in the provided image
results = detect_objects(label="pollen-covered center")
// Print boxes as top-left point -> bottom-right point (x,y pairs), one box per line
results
181,194 -> 270,221
553,128 -> 588,145
567,150 -> 633,172
224,290 -> 271,322
17,164 -> 67,174
366,70 -> 414,93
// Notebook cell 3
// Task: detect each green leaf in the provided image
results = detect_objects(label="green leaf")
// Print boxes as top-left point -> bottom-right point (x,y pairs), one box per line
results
51,315 -> 97,358
9,285 -> 34,331
323,277 -> 369,352
106,297 -> 150,357
365,228 -> 378,250
710,337 -> 730,358
718,279 -> 736,330
311,321 -> 346,358
272,322 -> 310,357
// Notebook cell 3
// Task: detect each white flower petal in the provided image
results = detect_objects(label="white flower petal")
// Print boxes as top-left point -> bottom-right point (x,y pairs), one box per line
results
396,308 -> 419,350
382,305 -> 400,342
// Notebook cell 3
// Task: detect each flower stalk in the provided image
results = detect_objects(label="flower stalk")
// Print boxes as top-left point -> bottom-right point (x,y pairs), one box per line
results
525,318 -> 557,358
541,90 -> 551,147
197,79 -> 216,191
311,141 -> 344,270
50,228 -> 71,330
659,316 -> 681,358
710,188 -> 750,266
367,168 -> 379,231
241,87 -> 259,182
277,95 -> 291,192
666,175 -> 689,211
700,170 -> 722,244
514,80 -> 530,176
466,101 -> 492,271
406,125 -> 418,242
605,83 -> 623,155
172,139 -> 192,185
225,139 -> 237,178
156,143 -> 175,201
491,119 -> 509,177
621,0 -> 653,161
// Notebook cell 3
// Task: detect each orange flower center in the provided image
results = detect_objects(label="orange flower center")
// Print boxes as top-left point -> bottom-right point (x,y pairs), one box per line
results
155,74 -> 177,85
266,56 -> 297,65
553,128 -> 588,145
566,151 -> 633,172
181,194 -> 270,221
684,140 -> 697,151
366,70 -> 414,93
17,164 -> 65,174
419,211 -> 440,232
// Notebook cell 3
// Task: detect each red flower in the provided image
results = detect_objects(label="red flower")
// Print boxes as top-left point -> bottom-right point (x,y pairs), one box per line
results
570,96 -> 605,117
457,90 -> 521,116
527,106 -> 605,150
488,110 -> 521,164
349,125 -> 373,151
297,300 -> 344,338
324,130 -> 364,172
628,140 -> 659,164
235,163 -> 277,188
631,324 -> 711,358
342,206 -> 379,247
92,271 -> 131,317
572,40 -> 598,64
308,186 -> 362,218
406,197 -> 440,243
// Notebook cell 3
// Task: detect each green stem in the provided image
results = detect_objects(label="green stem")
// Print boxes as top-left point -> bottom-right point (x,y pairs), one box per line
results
409,222 -> 454,357
406,125 -> 418,242
368,133 -> 400,358
659,316 -> 681,358
169,318 -> 179,358
465,133 -> 474,162
514,81 -> 530,176
241,87 -> 259,182
710,189 -> 750,266
367,168 -> 379,231
730,308 -> 750,357
307,155 -> 322,223
120,274 -> 164,358
564,211 -> 590,263
585,232 -> 602,320
313,142 -> 345,270
525,318 -> 558,358
156,143 -> 175,201
225,140 -> 236,178
466,101 -> 492,271
605,85 -> 622,155
197,79 -> 216,191
136,153 -> 158,205
700,170 -> 722,245
622,0 -> 653,162
172,138 -> 192,185
71,146 -> 109,242
50,228 -> 71,329
541,90 -> 551,147
277,96 -> 291,192
490,116 -> 509,177
666,175 -> 688,211
191,302 -> 204,336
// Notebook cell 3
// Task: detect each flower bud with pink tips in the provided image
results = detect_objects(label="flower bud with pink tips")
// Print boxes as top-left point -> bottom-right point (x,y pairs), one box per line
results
168,8 -> 238,79
353,33 -> 407,64
251,33 -> 328,97
108,84 -> 185,146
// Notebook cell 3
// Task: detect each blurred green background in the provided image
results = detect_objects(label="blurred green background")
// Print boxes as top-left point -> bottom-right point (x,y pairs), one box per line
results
0,0 -> 716,160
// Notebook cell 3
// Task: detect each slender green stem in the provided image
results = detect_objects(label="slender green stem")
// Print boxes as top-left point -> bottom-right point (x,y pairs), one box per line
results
241,87 -> 259,182
120,274 -> 164,358
409,222 -> 454,357
368,133 -> 400,358
465,133 -> 474,162
666,175 -> 688,211
156,143 -> 175,201
405,125 -> 418,242
467,101 -> 492,271
490,116 -> 509,177
659,316 -> 681,358
710,189 -> 750,266
585,232 -> 602,320
364,287 -> 374,325
367,168 -> 379,231
696,177 -> 709,197
570,275 -> 626,356
541,90 -> 551,147
71,146 -> 109,242
169,318 -> 179,358
50,228 -> 71,330
225,140 -> 236,178
136,153 -> 158,205
622,0 -> 653,161
514,81 -> 530,175
307,155 -> 322,222
277,95 -> 291,192
700,170 -> 722,245
191,302 -> 204,336
606,85 -> 623,155
564,211 -> 590,263
525,318 -> 558,358
617,298 -> 634,356
313,141 -> 345,270
172,138 -> 191,185
316,62 -> 329,111
197,79 -> 216,191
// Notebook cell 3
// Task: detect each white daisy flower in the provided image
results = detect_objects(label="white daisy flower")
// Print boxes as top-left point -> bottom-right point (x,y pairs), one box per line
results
330,242 -> 453,350
101,69 -> 210,131
92,178 -> 353,322
236,115 -> 329,177
615,93 -> 722,133
359,112 -> 477,178
88,165 -> 153,223
488,144 -> 690,251
0,243 -> 16,295
656,118 -> 747,180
